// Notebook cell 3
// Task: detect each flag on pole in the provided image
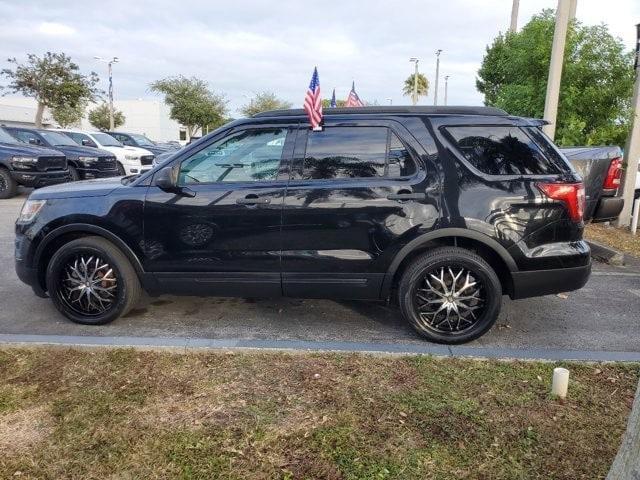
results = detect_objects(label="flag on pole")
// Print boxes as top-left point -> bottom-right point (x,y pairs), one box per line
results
303,67 -> 323,130
330,88 -> 337,108
345,81 -> 364,107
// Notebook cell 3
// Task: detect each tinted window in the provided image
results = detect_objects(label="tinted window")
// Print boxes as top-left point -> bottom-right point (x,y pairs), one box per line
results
179,128 -> 286,184
11,130 -> 44,146
39,131 -> 77,146
387,132 -> 416,178
446,126 -> 568,175
63,132 -> 92,146
92,133 -> 122,147
0,128 -> 21,145
303,127 -> 387,180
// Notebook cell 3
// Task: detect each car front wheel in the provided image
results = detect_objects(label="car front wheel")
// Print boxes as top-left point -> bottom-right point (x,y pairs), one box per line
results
45,236 -> 141,325
398,247 -> 502,344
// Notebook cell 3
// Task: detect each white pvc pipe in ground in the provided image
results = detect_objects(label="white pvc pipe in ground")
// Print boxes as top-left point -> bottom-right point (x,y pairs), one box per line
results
631,198 -> 640,235
552,367 -> 570,399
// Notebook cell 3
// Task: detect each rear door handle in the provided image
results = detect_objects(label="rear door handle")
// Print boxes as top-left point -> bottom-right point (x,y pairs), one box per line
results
236,196 -> 271,205
386,193 -> 426,201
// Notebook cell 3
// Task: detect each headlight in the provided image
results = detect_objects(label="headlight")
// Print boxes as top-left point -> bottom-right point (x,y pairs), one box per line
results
17,199 -> 46,223
125,154 -> 140,161
11,156 -> 38,170
77,156 -> 99,165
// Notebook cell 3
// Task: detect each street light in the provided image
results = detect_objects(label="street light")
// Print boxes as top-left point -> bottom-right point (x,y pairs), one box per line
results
444,75 -> 450,106
433,49 -> 443,106
94,56 -> 119,130
409,57 -> 419,106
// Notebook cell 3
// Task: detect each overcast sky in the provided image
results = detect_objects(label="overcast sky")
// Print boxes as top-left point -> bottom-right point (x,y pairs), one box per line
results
0,0 -> 638,115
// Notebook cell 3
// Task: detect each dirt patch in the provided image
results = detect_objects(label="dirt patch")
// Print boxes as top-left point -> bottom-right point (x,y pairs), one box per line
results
0,405 -> 52,454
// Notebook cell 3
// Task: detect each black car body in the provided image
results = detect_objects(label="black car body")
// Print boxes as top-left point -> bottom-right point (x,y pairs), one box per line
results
5,127 -> 118,181
15,106 -> 591,343
108,131 -> 178,157
0,127 -> 68,199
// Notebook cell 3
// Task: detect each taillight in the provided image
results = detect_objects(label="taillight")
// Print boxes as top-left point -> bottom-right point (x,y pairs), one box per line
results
536,182 -> 585,223
603,157 -> 622,190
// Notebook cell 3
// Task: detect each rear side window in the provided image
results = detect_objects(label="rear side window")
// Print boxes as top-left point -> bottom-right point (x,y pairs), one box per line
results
445,126 -> 570,175
302,126 -> 416,180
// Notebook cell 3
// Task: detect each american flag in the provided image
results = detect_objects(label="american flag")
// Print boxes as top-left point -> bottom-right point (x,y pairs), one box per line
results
303,67 -> 323,130
345,81 -> 364,107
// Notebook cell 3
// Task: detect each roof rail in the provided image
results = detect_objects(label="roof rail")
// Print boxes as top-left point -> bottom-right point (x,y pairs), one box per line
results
253,105 -> 508,118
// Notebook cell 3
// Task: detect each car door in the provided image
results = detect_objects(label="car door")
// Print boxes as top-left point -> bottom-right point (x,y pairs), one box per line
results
281,119 -> 440,299
143,123 -> 295,297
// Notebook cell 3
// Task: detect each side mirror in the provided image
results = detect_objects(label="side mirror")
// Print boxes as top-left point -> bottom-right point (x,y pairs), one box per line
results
28,138 -> 38,145
154,166 -> 195,197
81,139 -> 94,147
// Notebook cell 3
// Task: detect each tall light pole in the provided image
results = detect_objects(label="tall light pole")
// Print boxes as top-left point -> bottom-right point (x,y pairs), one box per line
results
409,57 -> 419,105
433,49 -> 442,106
509,0 -> 520,33
542,0 -> 571,139
444,75 -> 450,106
94,56 -> 119,130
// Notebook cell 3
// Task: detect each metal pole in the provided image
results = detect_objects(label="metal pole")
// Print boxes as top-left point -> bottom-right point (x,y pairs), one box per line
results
108,61 -> 114,131
542,0 -> 571,139
433,49 -> 442,106
509,0 -> 520,33
444,76 -> 449,106
631,199 -> 640,235
615,23 -> 640,227
413,60 -> 419,106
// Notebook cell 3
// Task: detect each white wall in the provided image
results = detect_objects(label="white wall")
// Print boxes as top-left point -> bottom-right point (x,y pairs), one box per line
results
0,97 -> 54,127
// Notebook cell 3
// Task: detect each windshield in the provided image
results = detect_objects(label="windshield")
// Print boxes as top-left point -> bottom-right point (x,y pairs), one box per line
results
39,130 -> 78,146
92,133 -> 122,147
0,128 -> 21,145
129,133 -> 155,147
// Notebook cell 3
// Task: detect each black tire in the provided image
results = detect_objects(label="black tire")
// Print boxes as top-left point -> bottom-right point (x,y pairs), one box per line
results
68,165 -> 80,182
0,168 -> 18,199
117,162 -> 126,176
45,236 -> 141,325
398,247 -> 502,344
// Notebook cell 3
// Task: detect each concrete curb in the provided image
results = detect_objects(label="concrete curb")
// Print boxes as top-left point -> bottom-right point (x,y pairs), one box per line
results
0,334 -> 639,362
588,240 -> 625,266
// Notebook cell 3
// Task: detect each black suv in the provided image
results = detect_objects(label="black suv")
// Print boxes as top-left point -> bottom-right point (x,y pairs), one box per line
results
5,127 -> 119,181
108,131 -> 177,157
0,127 -> 68,199
15,107 -> 590,343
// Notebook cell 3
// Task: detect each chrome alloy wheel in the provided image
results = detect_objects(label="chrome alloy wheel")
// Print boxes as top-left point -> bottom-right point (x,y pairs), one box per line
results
414,266 -> 485,333
58,254 -> 118,315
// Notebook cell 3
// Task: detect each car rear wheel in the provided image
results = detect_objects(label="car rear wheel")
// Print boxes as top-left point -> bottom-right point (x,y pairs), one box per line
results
398,247 -> 502,344
45,236 -> 141,325
0,168 -> 17,199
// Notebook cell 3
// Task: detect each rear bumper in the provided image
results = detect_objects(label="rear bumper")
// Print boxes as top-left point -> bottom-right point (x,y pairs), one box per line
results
510,262 -> 591,299
591,196 -> 624,223
11,170 -> 70,188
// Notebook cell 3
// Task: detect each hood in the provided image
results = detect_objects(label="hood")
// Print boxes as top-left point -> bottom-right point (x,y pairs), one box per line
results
29,177 -> 124,200
0,141 -> 64,158
46,144 -> 115,159
115,145 -> 154,156
142,145 -> 172,156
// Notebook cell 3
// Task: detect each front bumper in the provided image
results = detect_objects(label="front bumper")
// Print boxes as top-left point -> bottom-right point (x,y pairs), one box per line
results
77,167 -> 119,179
510,261 -> 591,299
12,170 -> 70,188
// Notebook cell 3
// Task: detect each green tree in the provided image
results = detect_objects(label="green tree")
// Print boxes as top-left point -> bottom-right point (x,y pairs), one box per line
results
1,52 -> 101,127
477,10 -> 634,146
150,76 -> 227,138
402,73 -> 429,104
52,100 -> 87,128
321,98 -> 347,108
240,91 -> 292,117
88,103 -> 125,131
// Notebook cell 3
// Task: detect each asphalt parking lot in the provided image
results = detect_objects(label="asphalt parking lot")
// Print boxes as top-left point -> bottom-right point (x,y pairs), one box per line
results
1,190 -> 640,353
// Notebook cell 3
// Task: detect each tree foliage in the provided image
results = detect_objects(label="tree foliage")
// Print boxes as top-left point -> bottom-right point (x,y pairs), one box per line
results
240,91 -> 292,117
477,10 -> 634,146
52,100 -> 87,128
0,52 -> 101,127
403,73 -> 429,103
88,103 -> 125,131
150,76 -> 227,137
321,98 -> 347,108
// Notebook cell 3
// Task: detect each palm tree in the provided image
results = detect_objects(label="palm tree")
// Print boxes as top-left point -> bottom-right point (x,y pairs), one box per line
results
402,73 -> 429,104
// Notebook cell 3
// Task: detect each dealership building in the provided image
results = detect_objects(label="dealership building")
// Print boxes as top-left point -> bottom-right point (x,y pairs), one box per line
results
0,96 -> 189,143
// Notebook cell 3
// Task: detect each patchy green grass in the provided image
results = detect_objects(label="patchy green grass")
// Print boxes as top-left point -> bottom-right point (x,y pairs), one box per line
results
586,223 -> 640,258
0,348 -> 636,479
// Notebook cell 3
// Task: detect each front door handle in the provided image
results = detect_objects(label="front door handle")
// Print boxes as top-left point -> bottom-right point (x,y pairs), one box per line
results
386,192 -> 426,201
236,195 -> 271,205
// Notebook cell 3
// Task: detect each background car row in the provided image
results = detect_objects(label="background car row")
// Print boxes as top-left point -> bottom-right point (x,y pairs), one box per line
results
0,127 -> 179,198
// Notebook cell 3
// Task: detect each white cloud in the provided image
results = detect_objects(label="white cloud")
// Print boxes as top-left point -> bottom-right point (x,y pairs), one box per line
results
37,21 -> 75,36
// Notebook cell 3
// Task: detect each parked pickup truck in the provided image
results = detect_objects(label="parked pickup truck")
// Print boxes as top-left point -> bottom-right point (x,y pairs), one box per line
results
561,146 -> 623,222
